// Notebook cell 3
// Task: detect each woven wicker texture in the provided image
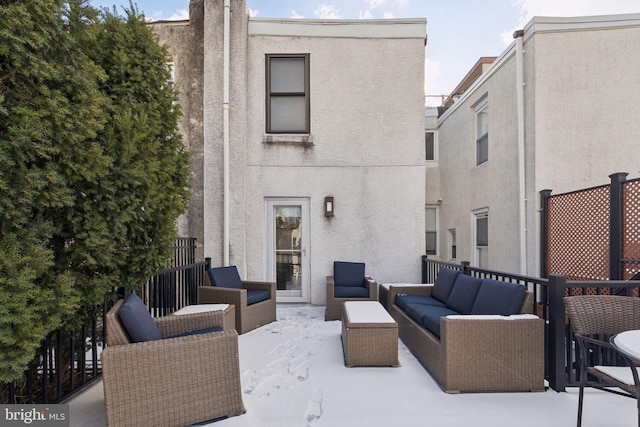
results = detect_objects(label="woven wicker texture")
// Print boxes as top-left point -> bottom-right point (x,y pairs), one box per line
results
341,302 -> 398,367
325,276 -> 378,321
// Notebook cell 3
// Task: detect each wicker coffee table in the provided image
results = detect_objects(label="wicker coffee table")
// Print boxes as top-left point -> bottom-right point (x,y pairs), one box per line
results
341,301 -> 398,367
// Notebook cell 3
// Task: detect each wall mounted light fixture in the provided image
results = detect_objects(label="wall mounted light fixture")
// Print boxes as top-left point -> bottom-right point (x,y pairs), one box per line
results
324,197 -> 334,217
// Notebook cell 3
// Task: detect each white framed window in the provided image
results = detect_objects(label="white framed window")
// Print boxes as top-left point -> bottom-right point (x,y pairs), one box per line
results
425,206 -> 438,255
473,209 -> 488,268
448,229 -> 456,260
475,99 -> 488,165
425,130 -> 437,162
266,54 -> 310,134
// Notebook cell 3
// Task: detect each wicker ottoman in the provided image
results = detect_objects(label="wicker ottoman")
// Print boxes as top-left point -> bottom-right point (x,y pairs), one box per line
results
341,301 -> 398,367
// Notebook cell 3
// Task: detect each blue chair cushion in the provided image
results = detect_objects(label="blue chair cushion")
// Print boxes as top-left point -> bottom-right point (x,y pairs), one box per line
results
471,279 -> 526,315
247,289 -> 271,305
446,274 -> 483,314
333,261 -> 366,287
208,266 -> 243,289
430,268 -> 460,304
334,285 -> 369,298
421,305 -> 460,337
395,294 -> 447,311
118,293 -> 162,343
171,326 -> 223,338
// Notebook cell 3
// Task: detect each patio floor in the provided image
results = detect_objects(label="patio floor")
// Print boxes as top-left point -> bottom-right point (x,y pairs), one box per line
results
67,305 -> 636,426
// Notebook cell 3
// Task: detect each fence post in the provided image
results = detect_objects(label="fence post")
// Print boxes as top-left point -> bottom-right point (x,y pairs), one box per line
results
461,260 -> 471,276
421,255 -> 428,283
547,274 -> 566,392
540,189 -> 552,278
609,172 -> 628,281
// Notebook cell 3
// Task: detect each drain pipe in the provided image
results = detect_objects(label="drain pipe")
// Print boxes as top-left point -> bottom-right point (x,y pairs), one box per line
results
514,30 -> 527,275
223,0 -> 230,266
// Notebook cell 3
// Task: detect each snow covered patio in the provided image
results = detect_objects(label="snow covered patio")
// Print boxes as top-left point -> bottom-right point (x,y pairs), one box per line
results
68,305 -> 636,426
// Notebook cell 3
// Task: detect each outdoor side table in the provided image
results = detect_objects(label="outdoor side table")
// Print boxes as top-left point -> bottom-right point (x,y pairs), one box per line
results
341,301 -> 398,367
173,303 -> 236,331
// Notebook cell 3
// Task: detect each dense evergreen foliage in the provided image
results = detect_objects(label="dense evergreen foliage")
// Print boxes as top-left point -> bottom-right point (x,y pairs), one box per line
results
0,0 -> 189,382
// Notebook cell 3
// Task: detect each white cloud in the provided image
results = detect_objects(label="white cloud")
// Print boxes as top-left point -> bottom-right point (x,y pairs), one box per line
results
383,11 -> 395,18
392,0 -> 408,7
291,10 -> 304,18
359,10 -> 374,19
314,3 -> 342,19
168,9 -> 189,20
366,0 -> 386,8
248,8 -> 259,17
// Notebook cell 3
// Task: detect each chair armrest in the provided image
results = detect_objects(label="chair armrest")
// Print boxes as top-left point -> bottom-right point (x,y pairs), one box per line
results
388,284 -> 433,302
102,330 -> 244,427
156,308 -> 231,337
326,276 -> 335,299
243,280 -> 276,299
198,286 -> 247,307
365,277 -> 379,299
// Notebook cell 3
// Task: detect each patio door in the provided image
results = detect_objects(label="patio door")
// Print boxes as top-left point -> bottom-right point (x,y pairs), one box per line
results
267,199 -> 310,302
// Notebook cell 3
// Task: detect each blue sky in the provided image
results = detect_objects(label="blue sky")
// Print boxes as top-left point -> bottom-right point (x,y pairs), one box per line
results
90,0 -> 640,106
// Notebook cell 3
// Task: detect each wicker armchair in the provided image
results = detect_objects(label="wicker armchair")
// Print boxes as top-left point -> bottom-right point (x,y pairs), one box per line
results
564,295 -> 640,427
199,266 -> 276,334
325,261 -> 378,321
102,298 -> 245,427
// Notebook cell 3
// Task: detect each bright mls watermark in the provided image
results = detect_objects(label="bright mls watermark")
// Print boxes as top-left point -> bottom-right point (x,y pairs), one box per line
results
1,405 -> 69,426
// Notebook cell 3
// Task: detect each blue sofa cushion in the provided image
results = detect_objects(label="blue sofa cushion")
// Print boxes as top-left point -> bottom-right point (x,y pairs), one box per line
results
430,268 -> 460,304
395,294 -> 446,311
446,275 -> 483,314
171,326 -> 223,338
247,289 -> 271,305
419,305 -> 460,337
334,285 -> 369,298
208,266 -> 243,289
118,293 -> 162,343
471,279 -> 526,315
333,261 -> 366,287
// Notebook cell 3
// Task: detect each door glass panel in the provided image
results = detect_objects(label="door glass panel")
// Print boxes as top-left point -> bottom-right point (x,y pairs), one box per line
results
275,206 -> 302,294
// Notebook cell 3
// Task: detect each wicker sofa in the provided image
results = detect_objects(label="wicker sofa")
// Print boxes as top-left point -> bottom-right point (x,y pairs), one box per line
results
386,268 -> 545,393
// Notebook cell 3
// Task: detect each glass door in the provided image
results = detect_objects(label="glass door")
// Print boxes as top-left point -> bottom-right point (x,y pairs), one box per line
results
267,199 -> 309,302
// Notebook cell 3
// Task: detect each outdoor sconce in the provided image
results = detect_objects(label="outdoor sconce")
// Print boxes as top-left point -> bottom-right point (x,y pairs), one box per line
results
324,197 -> 334,217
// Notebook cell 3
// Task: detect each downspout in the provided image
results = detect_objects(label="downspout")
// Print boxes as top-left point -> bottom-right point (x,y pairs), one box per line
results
514,30 -> 527,275
223,0 -> 230,266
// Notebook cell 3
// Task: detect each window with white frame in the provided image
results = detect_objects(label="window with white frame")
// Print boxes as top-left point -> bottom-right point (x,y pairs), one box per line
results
449,229 -> 456,260
425,207 -> 438,255
474,210 -> 488,267
475,99 -> 488,165
425,131 -> 437,161
266,54 -> 310,134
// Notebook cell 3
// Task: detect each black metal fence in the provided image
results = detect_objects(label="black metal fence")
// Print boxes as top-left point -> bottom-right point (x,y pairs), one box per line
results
1,238 -> 202,404
421,256 -> 640,392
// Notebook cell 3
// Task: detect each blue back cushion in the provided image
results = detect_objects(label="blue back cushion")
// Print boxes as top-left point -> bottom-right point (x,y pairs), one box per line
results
118,293 -> 162,343
334,285 -> 369,298
333,261 -> 365,287
471,279 -> 526,315
430,268 -> 460,303
446,274 -> 483,314
208,266 -> 243,289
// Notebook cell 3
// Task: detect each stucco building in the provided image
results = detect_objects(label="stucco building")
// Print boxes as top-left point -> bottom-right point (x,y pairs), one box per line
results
427,13 -> 640,277
151,0 -> 427,304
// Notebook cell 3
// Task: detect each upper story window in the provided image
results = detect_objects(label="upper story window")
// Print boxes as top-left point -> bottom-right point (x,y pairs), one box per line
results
266,54 -> 310,134
475,99 -> 488,165
425,131 -> 437,162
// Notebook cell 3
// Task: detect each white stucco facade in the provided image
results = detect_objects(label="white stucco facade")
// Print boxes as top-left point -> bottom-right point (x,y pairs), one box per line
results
153,0 -> 427,305
431,14 -> 640,277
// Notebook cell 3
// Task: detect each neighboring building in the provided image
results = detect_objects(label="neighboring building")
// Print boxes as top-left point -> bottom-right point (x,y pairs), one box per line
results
152,0 -> 427,304
429,13 -> 640,276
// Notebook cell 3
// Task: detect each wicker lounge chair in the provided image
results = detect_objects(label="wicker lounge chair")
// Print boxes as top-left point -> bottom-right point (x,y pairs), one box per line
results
102,296 -> 245,427
564,295 -> 640,427
325,261 -> 378,321
199,265 -> 276,334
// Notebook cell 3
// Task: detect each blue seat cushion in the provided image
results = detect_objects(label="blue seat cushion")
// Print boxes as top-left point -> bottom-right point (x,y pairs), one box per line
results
395,294 -> 446,311
208,266 -> 243,289
430,267 -> 460,304
334,285 -> 369,298
420,305 -> 460,337
446,274 -> 483,314
471,279 -> 526,315
247,289 -> 270,305
118,293 -> 162,343
333,261 -> 366,287
171,326 -> 223,338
